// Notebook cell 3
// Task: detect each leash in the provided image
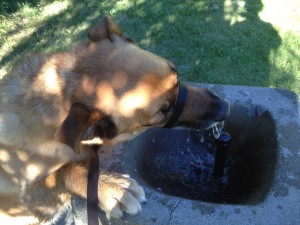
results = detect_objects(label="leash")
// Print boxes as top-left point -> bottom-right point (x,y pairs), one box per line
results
86,82 -> 188,224
87,145 -> 100,225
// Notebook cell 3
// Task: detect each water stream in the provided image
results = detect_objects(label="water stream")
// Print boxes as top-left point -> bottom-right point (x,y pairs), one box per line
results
211,121 -> 225,139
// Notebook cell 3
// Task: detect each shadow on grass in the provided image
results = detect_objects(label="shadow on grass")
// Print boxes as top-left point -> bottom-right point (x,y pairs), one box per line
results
0,0 -> 42,15
2,0 -> 296,90
114,0 -> 282,87
0,0 -> 119,68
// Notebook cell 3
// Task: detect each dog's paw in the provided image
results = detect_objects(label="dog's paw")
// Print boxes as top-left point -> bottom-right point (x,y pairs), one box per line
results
98,170 -> 146,219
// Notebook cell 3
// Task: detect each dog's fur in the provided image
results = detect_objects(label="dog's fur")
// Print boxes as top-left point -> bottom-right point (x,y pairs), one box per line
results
0,16 -> 229,224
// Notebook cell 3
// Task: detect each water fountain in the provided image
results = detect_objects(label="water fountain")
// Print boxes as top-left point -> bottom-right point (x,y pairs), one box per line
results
69,83 -> 299,225
122,103 -> 277,205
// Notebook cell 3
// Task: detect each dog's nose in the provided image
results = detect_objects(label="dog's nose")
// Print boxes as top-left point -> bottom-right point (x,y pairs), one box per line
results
197,98 -> 230,123
202,91 -> 230,122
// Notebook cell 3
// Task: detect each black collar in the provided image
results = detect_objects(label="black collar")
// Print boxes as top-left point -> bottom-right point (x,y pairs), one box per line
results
164,82 -> 188,128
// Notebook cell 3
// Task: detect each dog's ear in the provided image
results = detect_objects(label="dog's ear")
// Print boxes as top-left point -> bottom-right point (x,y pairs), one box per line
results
88,15 -> 122,42
54,103 -> 103,153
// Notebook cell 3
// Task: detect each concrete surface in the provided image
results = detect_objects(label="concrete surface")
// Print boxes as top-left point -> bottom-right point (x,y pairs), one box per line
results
51,84 -> 300,225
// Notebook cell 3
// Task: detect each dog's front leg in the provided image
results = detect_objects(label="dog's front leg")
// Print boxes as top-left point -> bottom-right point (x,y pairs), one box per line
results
22,163 -> 145,221
63,163 -> 146,219
23,163 -> 146,221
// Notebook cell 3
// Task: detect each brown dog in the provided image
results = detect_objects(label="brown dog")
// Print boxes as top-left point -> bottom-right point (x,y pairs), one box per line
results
0,16 -> 229,224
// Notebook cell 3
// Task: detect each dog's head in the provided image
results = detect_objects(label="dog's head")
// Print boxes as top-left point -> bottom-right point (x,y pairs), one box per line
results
55,16 -> 229,151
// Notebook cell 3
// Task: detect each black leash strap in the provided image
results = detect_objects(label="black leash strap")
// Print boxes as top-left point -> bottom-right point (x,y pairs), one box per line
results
87,145 -> 100,225
164,82 -> 188,128
86,83 -> 187,224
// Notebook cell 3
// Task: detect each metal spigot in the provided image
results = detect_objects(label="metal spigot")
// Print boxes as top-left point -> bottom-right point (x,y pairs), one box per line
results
213,132 -> 232,178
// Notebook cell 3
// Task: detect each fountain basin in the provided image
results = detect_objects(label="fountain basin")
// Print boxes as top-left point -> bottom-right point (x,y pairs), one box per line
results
123,102 -> 278,205
68,84 -> 299,225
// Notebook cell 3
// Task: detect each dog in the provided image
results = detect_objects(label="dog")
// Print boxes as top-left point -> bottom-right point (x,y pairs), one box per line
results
0,16 -> 229,224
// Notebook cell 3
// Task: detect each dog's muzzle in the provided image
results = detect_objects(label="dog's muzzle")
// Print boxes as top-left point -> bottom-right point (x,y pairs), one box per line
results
164,83 -> 230,128
164,82 -> 188,128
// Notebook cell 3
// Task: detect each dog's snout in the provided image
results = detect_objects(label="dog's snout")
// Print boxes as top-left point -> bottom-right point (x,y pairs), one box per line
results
215,99 -> 230,121
201,99 -> 230,122
179,87 -> 231,127
200,91 -> 230,122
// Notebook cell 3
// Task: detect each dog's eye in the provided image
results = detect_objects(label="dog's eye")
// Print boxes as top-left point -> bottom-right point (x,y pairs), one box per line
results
160,103 -> 172,114
124,36 -> 137,45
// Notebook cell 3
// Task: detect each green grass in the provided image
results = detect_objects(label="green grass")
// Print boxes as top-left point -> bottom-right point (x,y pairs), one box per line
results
0,0 -> 299,95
